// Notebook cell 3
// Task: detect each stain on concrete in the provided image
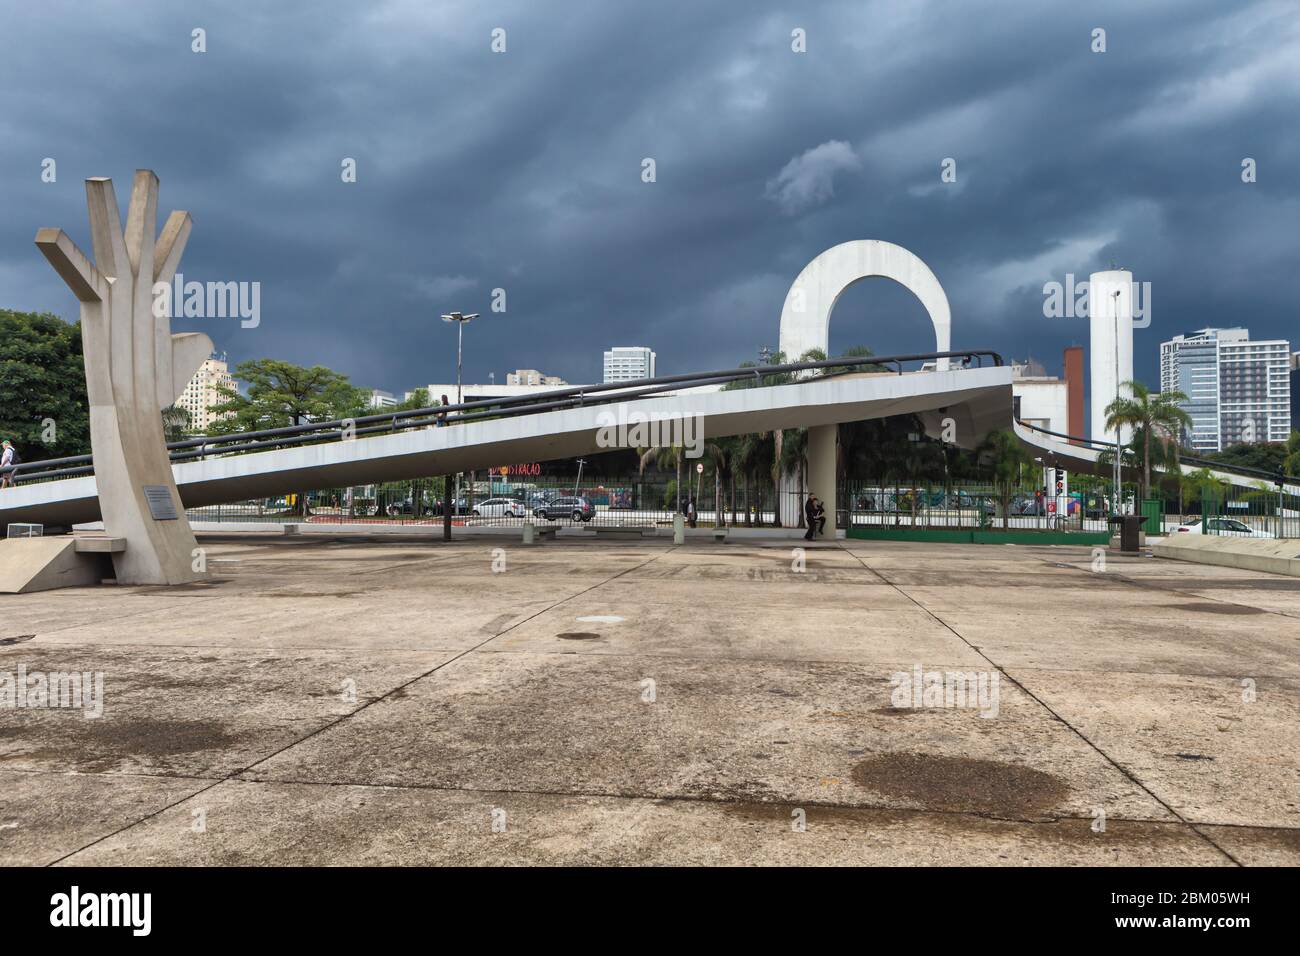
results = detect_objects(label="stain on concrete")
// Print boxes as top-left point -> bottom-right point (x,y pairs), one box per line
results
0,635 -> 36,647
263,590 -> 366,599
871,706 -> 923,717
556,632 -> 603,641
1162,602 -> 1265,615
0,717 -> 246,772
481,613 -> 519,634
722,802 -> 1199,848
851,753 -> 1069,819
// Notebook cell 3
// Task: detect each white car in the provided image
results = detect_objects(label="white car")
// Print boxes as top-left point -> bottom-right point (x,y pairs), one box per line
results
1174,517 -> 1273,538
472,497 -> 527,518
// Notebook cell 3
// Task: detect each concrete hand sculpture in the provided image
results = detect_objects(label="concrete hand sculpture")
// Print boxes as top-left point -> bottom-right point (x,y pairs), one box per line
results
36,171 -> 212,584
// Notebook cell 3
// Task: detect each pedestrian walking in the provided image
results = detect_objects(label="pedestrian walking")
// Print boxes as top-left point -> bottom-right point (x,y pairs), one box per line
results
0,440 -> 18,489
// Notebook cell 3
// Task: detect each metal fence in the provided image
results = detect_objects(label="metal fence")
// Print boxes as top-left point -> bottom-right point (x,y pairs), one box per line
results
842,481 -> 1118,532
184,476 -> 1300,539
184,476 -> 784,530
1186,484 -> 1300,540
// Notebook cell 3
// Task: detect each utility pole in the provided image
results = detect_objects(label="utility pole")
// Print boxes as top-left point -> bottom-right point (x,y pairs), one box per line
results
574,458 -> 586,497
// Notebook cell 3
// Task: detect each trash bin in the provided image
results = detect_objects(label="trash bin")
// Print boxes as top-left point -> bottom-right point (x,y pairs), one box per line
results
1107,514 -> 1143,553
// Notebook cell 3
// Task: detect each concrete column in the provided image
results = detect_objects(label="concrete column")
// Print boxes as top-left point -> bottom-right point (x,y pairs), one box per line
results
807,424 -> 838,533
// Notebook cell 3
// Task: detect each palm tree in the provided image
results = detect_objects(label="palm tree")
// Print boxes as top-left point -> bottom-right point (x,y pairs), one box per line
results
1103,381 -> 1192,501
731,430 -> 773,525
1185,467 -> 1228,517
778,427 -> 809,527
975,429 -> 1035,529
638,445 -> 683,515
161,404 -> 191,443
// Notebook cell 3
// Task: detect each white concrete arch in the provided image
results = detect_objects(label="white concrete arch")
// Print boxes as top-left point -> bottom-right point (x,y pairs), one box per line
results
778,239 -> 952,371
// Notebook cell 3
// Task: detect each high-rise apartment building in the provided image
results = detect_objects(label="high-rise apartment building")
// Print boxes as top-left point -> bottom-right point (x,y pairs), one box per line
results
1160,328 -> 1291,451
1291,352 -> 1300,431
602,346 -> 656,383
505,369 -> 568,387
176,355 -> 235,432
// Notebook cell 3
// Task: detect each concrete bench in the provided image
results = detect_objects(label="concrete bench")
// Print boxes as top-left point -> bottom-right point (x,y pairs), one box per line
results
522,523 -> 558,543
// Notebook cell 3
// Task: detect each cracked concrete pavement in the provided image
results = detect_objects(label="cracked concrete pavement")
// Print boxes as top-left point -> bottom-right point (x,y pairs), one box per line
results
1,533 -> 1296,866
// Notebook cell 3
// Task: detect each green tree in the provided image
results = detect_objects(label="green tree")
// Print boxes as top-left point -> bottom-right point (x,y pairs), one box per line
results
161,404 -> 192,443
975,429 -> 1035,529
1204,441 -> 1286,474
0,310 -> 90,459
208,359 -> 366,434
1103,380 -> 1192,501
209,359 -> 367,515
1284,431 -> 1300,478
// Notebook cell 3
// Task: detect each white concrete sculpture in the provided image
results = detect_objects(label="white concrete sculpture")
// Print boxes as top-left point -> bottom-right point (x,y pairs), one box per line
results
777,240 -> 954,532
778,239 -> 952,370
35,171 -> 212,585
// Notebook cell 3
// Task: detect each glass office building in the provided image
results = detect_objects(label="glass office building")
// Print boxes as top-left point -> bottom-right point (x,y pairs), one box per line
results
1160,328 -> 1291,451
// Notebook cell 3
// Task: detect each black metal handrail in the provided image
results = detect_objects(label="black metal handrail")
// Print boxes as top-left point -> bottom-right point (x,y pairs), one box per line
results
5,350 -> 1004,483
1016,420 -> 1290,484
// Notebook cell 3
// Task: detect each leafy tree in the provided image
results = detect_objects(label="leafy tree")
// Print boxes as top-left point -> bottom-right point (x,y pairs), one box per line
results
208,359 -> 367,515
1285,431 -> 1300,478
1103,380 -> 1192,500
208,359 -> 366,434
392,387 -> 432,412
0,310 -> 90,459
1204,440 -> 1287,475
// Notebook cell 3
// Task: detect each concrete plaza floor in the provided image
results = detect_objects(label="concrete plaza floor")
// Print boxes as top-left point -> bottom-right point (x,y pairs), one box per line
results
1,533 -> 1296,866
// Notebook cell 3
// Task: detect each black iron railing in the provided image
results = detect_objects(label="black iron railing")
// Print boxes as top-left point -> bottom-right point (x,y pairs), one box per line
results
4,350 -> 1004,484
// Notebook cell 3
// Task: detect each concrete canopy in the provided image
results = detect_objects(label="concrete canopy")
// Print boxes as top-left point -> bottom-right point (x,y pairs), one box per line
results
778,240 -> 953,371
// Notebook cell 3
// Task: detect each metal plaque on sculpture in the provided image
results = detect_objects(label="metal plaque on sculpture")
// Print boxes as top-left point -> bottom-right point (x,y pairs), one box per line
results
143,485 -> 179,521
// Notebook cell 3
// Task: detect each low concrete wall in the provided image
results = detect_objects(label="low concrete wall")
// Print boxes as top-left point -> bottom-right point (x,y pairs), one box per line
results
848,527 -> 1111,546
182,521 -> 842,541
1151,535 -> 1300,577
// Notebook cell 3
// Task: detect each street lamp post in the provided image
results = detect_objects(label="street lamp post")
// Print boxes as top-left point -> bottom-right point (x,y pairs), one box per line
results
441,311 -> 480,528
440,311 -> 480,407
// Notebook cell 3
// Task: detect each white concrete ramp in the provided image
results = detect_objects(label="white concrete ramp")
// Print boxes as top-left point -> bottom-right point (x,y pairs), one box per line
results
1,367 -> 1014,529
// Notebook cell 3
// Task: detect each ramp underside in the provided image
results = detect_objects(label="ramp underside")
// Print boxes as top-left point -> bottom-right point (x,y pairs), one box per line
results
2,368 -> 1014,527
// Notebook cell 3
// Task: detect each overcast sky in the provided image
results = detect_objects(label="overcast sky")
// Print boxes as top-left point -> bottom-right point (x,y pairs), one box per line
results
2,0 -> 1297,397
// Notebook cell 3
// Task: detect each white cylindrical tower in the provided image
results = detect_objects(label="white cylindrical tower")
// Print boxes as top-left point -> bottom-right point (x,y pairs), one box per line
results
1089,270 -> 1134,443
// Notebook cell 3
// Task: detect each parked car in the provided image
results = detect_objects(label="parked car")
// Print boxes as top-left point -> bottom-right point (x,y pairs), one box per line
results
946,490 -> 995,515
536,496 -> 595,522
430,497 -> 471,516
472,497 -> 528,518
525,490 -> 557,512
1175,517 -> 1273,538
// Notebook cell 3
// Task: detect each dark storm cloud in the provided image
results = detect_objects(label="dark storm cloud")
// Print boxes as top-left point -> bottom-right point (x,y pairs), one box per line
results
1,0 -> 1297,394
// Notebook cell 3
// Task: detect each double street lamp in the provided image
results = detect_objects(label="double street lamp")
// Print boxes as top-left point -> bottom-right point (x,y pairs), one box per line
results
440,311 -> 480,407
